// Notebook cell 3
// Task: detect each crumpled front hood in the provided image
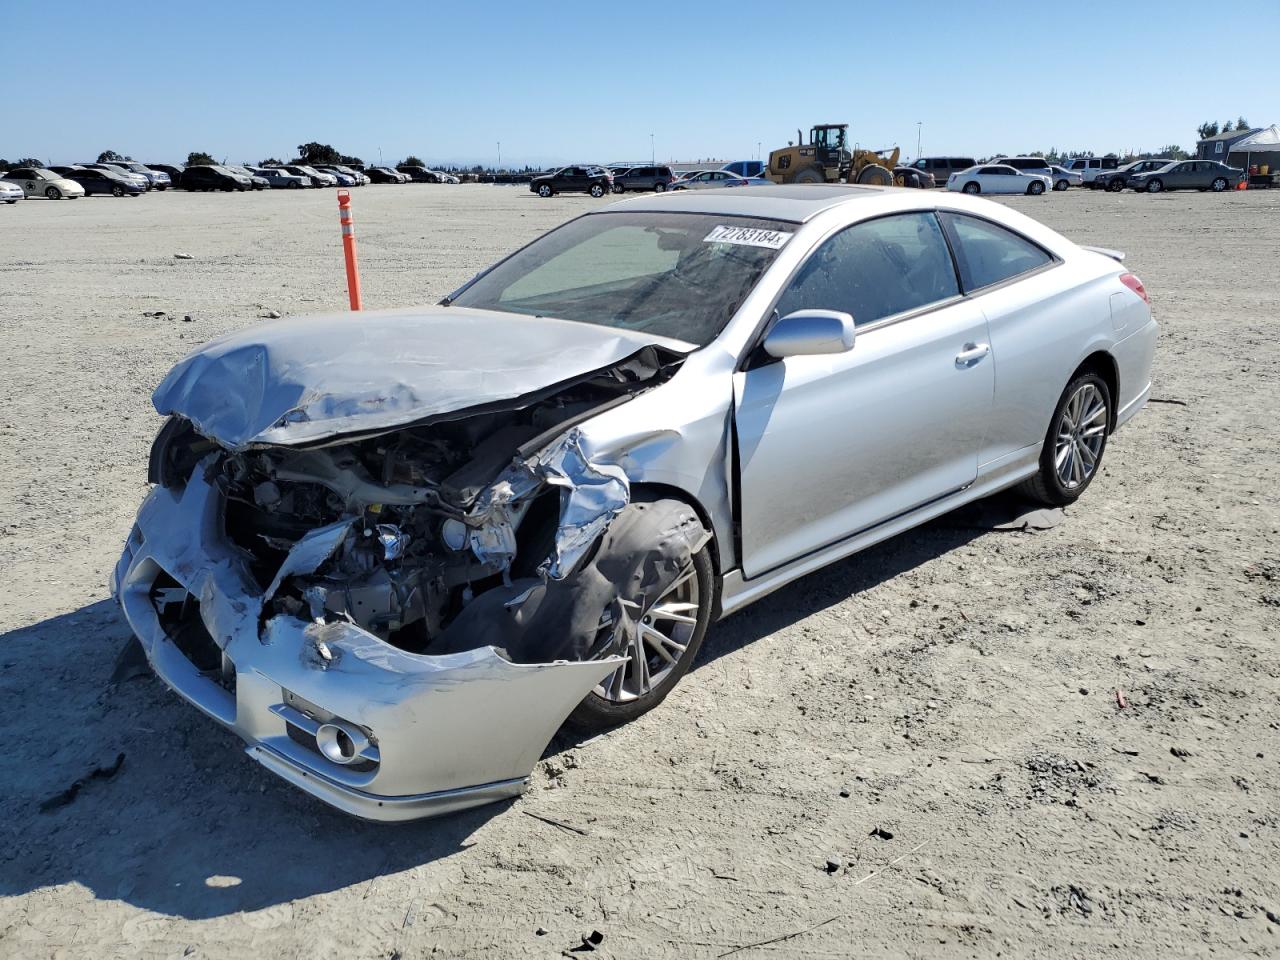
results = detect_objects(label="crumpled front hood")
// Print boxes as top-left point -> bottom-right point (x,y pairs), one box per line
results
153,305 -> 685,451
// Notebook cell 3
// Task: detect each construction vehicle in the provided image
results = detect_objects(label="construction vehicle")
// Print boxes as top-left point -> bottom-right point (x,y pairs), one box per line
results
766,123 -> 901,187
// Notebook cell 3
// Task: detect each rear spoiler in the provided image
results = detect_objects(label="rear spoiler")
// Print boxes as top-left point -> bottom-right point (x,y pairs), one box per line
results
1082,245 -> 1126,263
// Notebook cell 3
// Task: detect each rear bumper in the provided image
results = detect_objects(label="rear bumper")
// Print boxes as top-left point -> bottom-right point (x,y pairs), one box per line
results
110,463 -> 619,821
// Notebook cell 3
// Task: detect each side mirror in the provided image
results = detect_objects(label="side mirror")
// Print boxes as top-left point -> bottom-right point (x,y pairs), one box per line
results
762,310 -> 856,359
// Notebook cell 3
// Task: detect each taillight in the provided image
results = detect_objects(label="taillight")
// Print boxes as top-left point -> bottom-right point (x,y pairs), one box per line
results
1119,272 -> 1150,305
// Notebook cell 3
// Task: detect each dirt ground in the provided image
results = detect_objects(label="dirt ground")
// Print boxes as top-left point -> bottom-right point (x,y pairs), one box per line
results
1,184 -> 1277,960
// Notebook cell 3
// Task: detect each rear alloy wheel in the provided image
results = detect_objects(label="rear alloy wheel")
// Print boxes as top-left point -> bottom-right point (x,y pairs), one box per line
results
589,183 -> 606,198
568,539 -> 714,731
654,181 -> 666,192
45,186 -> 61,200
538,183 -> 553,198
1146,179 -> 1164,193
1211,177 -> 1228,192
1027,180 -> 1046,195
1053,179 -> 1069,191
1020,372 -> 1111,506
112,185 -> 124,198
962,181 -> 981,194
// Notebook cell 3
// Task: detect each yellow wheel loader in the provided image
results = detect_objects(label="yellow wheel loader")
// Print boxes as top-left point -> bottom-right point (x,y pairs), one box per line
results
766,123 -> 903,187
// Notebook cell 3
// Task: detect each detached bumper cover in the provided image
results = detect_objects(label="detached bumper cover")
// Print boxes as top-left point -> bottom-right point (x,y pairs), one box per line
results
110,462 -> 620,821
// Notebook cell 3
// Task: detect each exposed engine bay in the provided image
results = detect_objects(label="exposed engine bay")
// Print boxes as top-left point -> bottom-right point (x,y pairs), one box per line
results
145,344 -> 704,665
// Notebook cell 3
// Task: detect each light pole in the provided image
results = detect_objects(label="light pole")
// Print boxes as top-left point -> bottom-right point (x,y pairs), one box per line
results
757,140 -> 761,161
497,141 -> 501,171
916,122 -> 922,159
650,133 -> 655,165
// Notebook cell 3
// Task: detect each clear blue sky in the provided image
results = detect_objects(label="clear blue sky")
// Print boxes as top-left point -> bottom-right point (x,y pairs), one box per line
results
3,0 -> 1275,168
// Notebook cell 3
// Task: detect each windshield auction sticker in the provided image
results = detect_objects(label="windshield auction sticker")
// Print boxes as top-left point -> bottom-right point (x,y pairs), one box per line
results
703,225 -> 793,249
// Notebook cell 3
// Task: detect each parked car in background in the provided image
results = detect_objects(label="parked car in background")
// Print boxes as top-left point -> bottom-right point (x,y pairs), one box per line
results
50,165 -> 145,197
79,162 -> 150,191
281,164 -> 336,187
895,167 -> 935,188
947,164 -> 1051,195
146,163 -> 185,185
316,166 -> 358,186
2,167 -> 85,199
224,165 -> 269,190
250,166 -> 308,189
993,156 -> 1054,178
0,180 -> 23,204
1094,159 -> 1172,192
909,157 -> 978,186
611,165 -> 676,193
722,160 -> 766,178
671,170 -> 752,190
317,164 -> 369,186
1048,165 -> 1082,190
110,160 -> 173,190
1127,160 -> 1244,193
365,166 -> 408,184
396,164 -> 436,182
181,164 -> 252,191
529,165 -> 613,198
1063,156 -> 1119,186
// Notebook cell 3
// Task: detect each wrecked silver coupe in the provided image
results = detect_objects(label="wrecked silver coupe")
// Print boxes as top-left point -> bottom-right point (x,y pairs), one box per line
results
113,187 -> 1155,820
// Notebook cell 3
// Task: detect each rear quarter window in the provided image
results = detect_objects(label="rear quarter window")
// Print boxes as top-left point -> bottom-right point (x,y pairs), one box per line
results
941,213 -> 1055,293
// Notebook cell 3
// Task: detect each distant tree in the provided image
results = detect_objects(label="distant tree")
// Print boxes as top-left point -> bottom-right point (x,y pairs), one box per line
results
1237,116 -> 1251,131
259,157 -> 284,167
186,151 -> 216,166
97,149 -> 127,163
296,142 -> 363,166
1197,121 -> 1220,141
1222,120 -> 1235,133
16,157 -> 44,167
402,155 -> 425,167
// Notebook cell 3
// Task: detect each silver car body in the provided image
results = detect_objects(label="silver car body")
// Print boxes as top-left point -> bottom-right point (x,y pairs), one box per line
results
0,180 -> 22,203
1049,165 -> 1083,189
113,185 -> 1156,820
251,167 -> 309,189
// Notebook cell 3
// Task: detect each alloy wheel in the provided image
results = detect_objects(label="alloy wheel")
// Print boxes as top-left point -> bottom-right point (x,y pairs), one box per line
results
1054,383 -> 1108,490
594,565 -> 700,704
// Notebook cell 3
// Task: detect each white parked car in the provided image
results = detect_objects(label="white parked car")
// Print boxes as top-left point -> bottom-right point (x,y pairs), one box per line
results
1049,165 -> 1083,191
947,164 -> 1052,196
0,179 -> 22,204
1,166 -> 85,199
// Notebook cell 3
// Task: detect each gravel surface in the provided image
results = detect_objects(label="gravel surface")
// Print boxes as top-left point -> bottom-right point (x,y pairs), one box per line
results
1,185 -> 1277,959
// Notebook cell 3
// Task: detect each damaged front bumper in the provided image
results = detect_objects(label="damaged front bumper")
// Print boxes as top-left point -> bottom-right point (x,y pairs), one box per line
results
110,464 -> 620,822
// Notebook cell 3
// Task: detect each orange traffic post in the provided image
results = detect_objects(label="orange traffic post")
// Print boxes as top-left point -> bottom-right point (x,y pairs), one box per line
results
337,189 -> 363,310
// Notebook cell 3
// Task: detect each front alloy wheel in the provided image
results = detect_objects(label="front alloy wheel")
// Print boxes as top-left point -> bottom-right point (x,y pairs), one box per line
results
567,534 -> 714,731
537,184 -> 552,197
1211,177 -> 1228,192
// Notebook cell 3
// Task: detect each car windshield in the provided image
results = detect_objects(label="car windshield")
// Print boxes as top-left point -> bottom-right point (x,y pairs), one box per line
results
449,212 -> 794,346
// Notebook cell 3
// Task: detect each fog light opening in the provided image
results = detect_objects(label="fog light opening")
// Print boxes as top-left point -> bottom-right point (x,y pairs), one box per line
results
315,722 -> 369,765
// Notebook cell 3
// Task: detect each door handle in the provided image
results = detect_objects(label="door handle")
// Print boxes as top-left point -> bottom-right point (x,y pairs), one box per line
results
955,342 -> 990,368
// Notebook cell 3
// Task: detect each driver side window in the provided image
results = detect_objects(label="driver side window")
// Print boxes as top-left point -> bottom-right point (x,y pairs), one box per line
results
774,213 -> 961,328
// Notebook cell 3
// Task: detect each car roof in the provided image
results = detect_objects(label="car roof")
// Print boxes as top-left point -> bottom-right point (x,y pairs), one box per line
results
611,184 -> 887,223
